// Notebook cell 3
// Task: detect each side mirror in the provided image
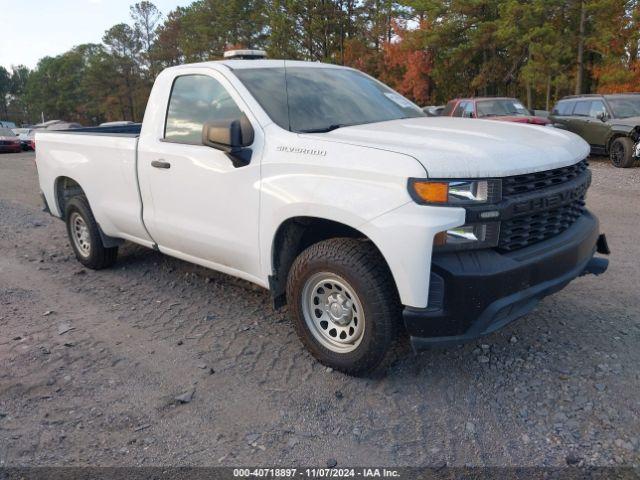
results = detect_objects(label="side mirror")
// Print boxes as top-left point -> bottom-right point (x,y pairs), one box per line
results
596,112 -> 608,122
202,113 -> 254,167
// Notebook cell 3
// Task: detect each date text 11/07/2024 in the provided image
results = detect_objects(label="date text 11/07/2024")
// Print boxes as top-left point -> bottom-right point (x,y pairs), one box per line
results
232,468 -> 400,477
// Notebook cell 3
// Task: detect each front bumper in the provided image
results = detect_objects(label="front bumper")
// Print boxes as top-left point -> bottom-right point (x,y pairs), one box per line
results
405,211 -> 609,350
0,144 -> 22,153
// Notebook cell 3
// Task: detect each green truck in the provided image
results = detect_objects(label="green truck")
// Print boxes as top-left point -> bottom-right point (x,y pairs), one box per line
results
549,93 -> 640,168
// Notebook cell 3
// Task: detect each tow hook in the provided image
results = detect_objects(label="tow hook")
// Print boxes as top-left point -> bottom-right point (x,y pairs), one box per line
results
581,234 -> 610,277
596,233 -> 610,255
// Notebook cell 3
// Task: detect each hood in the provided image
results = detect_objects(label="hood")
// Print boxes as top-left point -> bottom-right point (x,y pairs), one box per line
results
0,136 -> 19,142
610,116 -> 640,127
303,117 -> 589,178
489,115 -> 550,125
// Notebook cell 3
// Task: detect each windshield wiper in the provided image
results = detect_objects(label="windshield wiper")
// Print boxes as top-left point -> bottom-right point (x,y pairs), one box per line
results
298,124 -> 348,133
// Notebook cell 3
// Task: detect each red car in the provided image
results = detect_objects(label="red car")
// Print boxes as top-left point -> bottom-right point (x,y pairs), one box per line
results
441,97 -> 550,125
0,127 -> 22,153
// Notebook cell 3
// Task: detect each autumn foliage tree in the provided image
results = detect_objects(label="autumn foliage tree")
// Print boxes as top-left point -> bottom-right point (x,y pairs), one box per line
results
3,0 -> 639,125
376,22 -> 433,105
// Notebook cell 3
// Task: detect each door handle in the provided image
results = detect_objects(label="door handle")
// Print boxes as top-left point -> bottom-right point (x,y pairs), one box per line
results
151,160 -> 171,169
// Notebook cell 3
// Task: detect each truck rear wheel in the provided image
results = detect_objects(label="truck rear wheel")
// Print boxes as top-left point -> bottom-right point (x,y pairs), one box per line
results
286,238 -> 400,375
610,137 -> 636,168
65,196 -> 118,269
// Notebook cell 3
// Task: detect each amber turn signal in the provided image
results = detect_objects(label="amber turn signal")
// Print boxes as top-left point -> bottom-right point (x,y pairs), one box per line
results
411,181 -> 449,203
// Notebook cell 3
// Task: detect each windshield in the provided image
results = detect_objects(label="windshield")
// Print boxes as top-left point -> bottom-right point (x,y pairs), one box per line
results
476,99 -> 529,118
607,97 -> 640,119
235,66 -> 425,133
0,127 -> 16,136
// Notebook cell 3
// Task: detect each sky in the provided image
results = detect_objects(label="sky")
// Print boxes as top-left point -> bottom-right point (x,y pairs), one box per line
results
0,0 -> 193,71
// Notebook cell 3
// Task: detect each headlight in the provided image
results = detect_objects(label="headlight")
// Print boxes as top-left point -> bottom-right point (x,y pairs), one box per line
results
408,178 -> 503,251
409,179 -> 502,205
434,222 -> 500,251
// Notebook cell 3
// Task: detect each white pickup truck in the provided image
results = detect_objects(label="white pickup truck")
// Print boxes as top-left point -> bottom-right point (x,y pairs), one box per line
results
36,54 -> 610,375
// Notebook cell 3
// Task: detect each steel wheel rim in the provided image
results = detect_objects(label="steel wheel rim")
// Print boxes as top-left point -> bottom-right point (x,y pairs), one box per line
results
70,212 -> 91,258
301,272 -> 365,353
611,142 -> 624,166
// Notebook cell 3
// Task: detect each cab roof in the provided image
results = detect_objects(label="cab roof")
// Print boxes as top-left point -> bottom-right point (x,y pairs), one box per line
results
170,59 -> 347,71
451,97 -> 518,102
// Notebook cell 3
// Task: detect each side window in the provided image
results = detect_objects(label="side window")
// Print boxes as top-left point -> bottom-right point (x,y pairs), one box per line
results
573,101 -> 591,117
165,74 -> 243,144
452,101 -> 467,117
589,100 -> 606,118
463,101 -> 475,118
554,101 -> 574,115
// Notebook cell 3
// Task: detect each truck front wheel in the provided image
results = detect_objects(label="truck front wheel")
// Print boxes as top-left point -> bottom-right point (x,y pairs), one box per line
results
286,238 -> 400,375
65,196 -> 118,269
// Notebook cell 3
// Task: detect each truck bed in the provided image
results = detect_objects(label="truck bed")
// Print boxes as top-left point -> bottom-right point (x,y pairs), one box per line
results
36,128 -> 153,247
50,123 -> 142,136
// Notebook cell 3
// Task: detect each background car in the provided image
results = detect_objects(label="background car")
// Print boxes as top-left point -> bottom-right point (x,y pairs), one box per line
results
12,128 -> 34,150
549,93 -> 640,168
422,105 -> 444,116
32,119 -> 83,131
0,127 -> 22,153
99,121 -> 135,127
27,129 -> 36,151
441,97 -> 551,125
0,120 -> 17,129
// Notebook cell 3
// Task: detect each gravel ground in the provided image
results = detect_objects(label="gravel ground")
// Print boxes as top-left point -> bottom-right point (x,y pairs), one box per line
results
0,151 -> 638,467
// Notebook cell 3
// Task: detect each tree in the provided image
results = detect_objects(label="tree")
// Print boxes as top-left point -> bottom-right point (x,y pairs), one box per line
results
8,65 -> 32,123
5,0 -> 638,125
376,20 -> 433,104
131,1 -> 163,78
103,24 -> 144,120
0,67 -> 10,118
151,9 -> 186,66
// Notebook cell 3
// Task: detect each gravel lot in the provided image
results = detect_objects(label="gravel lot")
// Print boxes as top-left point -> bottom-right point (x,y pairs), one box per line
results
0,151 -> 638,467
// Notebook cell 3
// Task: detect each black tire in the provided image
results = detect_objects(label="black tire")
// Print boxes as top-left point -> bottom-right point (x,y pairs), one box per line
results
609,137 -> 637,168
64,196 -> 118,269
286,238 -> 401,376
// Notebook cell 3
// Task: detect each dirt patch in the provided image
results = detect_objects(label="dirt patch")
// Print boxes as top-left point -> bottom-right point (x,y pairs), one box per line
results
0,152 -> 638,466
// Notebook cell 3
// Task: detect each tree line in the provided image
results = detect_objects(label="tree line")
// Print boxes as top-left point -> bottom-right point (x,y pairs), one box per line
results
1,0 -> 638,126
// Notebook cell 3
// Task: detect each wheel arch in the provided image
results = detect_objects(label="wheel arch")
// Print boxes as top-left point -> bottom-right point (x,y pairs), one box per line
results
606,124 -> 638,153
54,176 -> 86,218
54,176 -> 123,248
268,215 -> 398,309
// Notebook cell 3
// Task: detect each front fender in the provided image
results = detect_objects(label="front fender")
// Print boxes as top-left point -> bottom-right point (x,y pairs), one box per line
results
259,128 -> 428,285
608,123 -> 639,140
360,203 -> 465,308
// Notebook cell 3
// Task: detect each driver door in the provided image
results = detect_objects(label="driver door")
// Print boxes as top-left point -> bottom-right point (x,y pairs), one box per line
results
137,70 -> 263,282
582,100 -> 611,149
